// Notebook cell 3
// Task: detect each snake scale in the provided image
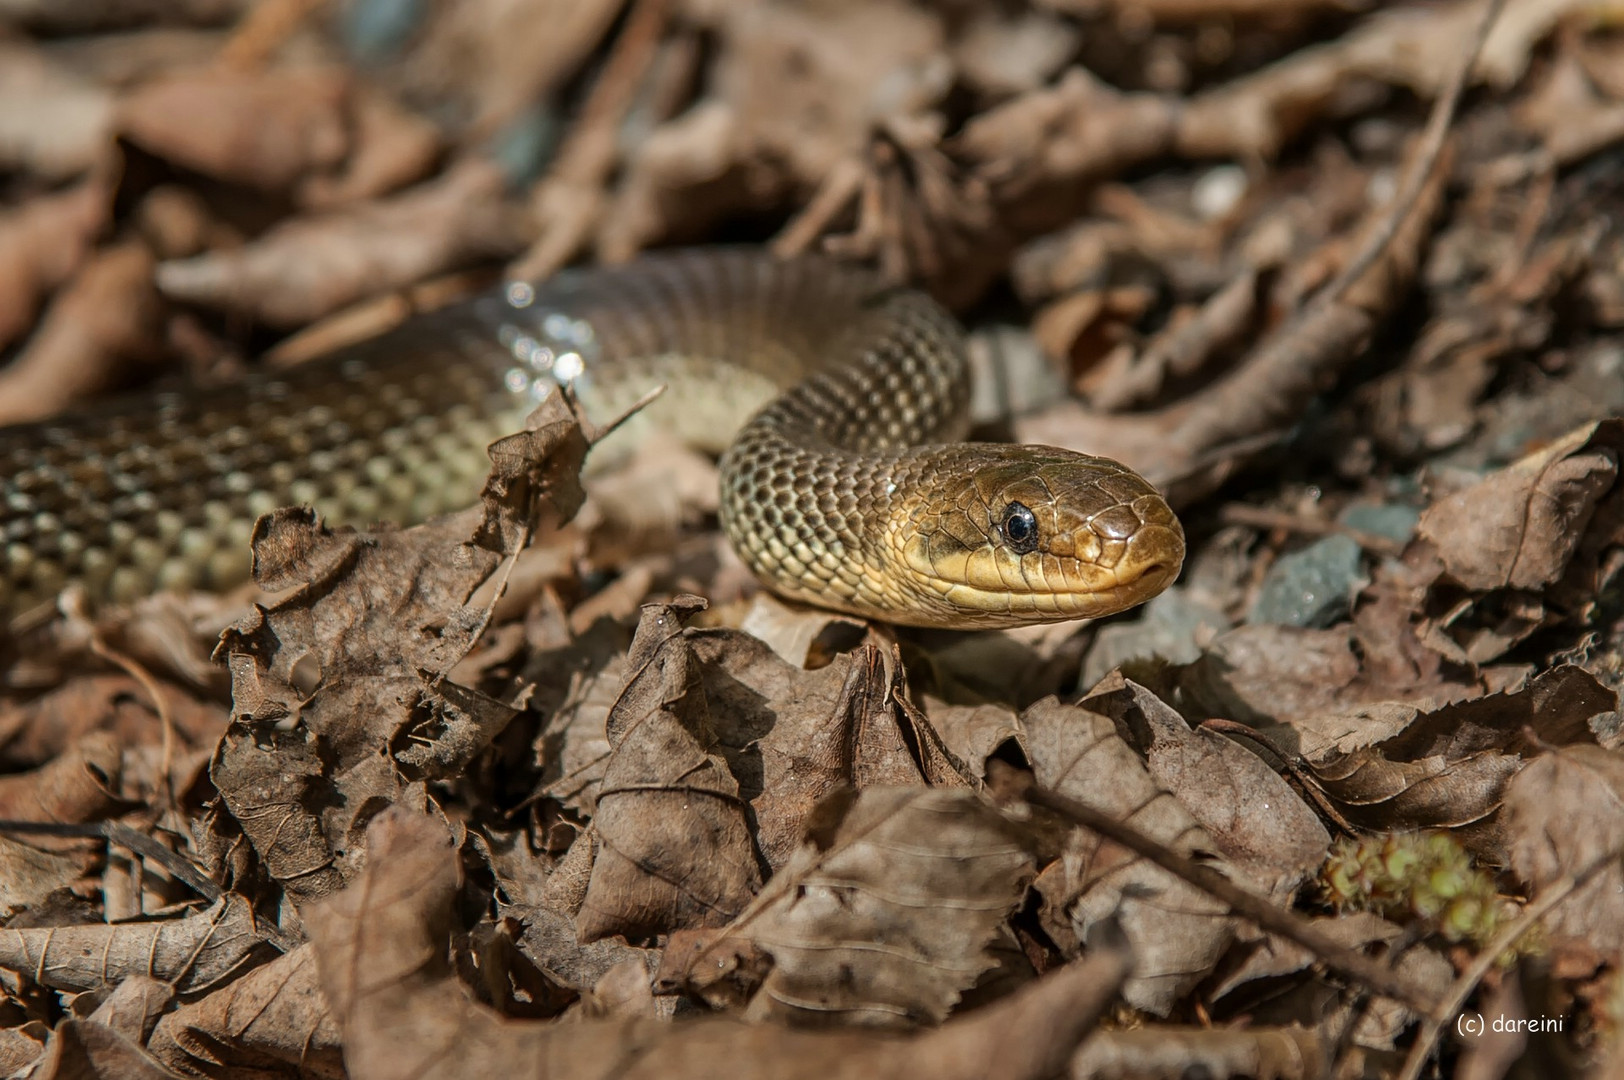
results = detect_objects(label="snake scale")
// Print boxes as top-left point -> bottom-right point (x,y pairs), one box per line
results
0,249 -> 1183,629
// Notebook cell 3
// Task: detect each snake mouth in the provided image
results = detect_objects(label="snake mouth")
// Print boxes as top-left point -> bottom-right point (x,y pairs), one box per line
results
928,554 -> 1184,626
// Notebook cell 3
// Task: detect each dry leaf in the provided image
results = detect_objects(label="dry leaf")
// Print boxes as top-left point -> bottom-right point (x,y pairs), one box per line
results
147,944 -> 344,1080
1418,419 -> 1623,592
666,786 -> 1035,1028
574,597 -> 763,941
0,894 -> 273,995
0,177 -> 109,353
118,66 -> 351,192
156,159 -> 529,326
307,805 -> 1129,1080
1081,676 -> 1330,901
0,241 -> 164,427
210,391 -> 587,907
1505,744 -> 1624,956
1020,697 -> 1234,1015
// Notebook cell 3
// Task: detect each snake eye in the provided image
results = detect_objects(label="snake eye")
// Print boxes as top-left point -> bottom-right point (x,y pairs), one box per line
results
999,502 -> 1039,554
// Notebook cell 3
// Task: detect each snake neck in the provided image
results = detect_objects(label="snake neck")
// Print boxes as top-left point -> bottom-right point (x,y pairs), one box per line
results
716,290 -> 973,624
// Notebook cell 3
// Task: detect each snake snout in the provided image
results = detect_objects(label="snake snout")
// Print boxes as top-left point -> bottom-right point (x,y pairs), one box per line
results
1112,515 -> 1185,600
1042,466 -> 1185,616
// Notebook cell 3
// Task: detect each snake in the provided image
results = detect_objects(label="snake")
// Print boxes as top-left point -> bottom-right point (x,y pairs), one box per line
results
0,249 -> 1183,630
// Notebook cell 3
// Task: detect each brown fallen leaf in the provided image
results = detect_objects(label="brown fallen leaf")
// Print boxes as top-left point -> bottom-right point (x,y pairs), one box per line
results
1081,675 -> 1331,902
1208,911 -> 1456,1051
663,786 -> 1035,1028
595,0 -> 951,269
574,596 -> 763,941
1418,419 -> 1623,592
209,390 -> 587,908
296,84 -> 443,208
952,67 -> 1178,220
1174,0 -> 1592,162
690,631 -> 956,863
0,671 -> 224,769
147,944 -> 344,1080
0,176 -> 110,354
0,730 -> 125,844
0,837 -> 82,920
307,805 -> 1132,1080
0,240 -> 165,427
0,1024 -> 47,1075
1504,744 -> 1624,957
1069,1025 -> 1326,1080
1514,50 -> 1624,168
1290,664 -> 1613,853
1086,267 -> 1269,412
1020,697 -> 1235,1015
28,1017 -> 177,1080
155,158 -> 530,327
118,65 -> 350,192
1172,593 -> 1515,730
395,0 -> 625,141
0,39 -> 115,180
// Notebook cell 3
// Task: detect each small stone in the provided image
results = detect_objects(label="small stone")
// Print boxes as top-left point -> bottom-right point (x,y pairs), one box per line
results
1338,502 -> 1420,544
1080,589 -> 1230,690
1247,534 -> 1366,629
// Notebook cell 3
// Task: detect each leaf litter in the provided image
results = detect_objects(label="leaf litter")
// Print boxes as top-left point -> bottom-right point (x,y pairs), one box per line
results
4,1 -> 1624,1078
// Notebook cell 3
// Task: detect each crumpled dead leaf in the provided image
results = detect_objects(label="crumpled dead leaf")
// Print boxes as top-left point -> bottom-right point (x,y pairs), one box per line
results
118,65 -> 351,193
0,893 -> 274,995
0,175 -> 109,354
0,240 -> 165,427
0,39 -> 115,179
594,0 -> 950,266
0,730 -> 125,841
147,944 -> 343,1080
574,596 -> 763,941
1418,419 -> 1622,592
1289,664 -> 1613,852
1020,697 -> 1235,1015
660,786 -> 1035,1028
307,805 -> 1131,1080
209,390 -> 587,908
1081,675 -> 1330,902
1505,743 -> 1624,956
1208,910 -> 1456,1050
156,158 -> 530,326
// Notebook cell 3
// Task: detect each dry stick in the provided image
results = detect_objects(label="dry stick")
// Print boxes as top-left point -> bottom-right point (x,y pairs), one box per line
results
0,819 -> 220,902
217,0 -> 328,70
987,761 -> 1434,1015
1196,718 -> 1361,834
1166,0 -> 1508,461
1395,849 -> 1620,1080
511,0 -> 671,280
85,629 -> 179,812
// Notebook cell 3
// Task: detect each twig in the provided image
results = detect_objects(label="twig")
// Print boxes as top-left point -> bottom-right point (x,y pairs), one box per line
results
1163,0 -> 1507,469
987,761 -> 1435,1014
1396,848 -> 1618,1080
511,0 -> 671,280
0,819 -> 220,902
217,0 -> 327,70
86,629 -> 179,813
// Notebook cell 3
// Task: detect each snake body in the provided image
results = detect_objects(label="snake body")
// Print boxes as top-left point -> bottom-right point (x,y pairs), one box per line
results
0,250 -> 1183,628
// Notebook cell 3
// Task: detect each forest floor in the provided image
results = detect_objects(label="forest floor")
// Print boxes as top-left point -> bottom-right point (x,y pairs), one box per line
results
3,1 -> 1624,1077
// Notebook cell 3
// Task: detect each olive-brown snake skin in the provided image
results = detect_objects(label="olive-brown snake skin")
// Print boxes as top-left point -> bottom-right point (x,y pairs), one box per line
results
0,249 -> 1183,629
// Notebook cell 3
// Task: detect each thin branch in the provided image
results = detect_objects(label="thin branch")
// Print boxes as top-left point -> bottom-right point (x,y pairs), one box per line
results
987,761 -> 1435,1015
1396,847 -> 1620,1080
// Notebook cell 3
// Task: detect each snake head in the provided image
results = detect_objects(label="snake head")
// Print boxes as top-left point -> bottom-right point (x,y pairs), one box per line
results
890,444 -> 1184,628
